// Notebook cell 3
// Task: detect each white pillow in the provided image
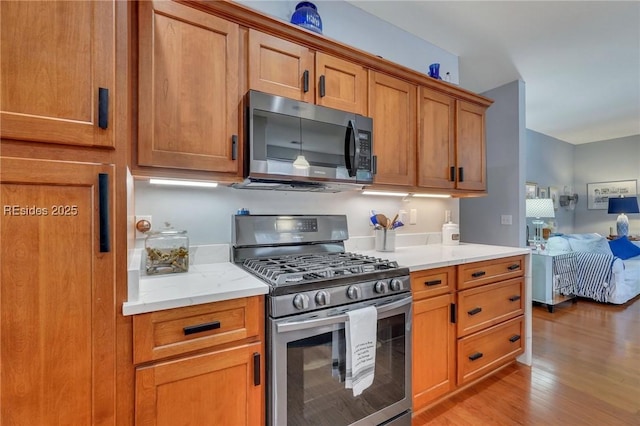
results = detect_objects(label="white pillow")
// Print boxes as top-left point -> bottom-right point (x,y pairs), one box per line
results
546,236 -> 571,252
568,235 -> 613,256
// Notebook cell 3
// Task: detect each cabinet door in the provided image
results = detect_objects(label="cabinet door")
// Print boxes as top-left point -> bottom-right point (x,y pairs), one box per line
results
138,1 -> 240,173
417,87 -> 456,189
456,101 -> 486,191
136,342 -> 263,426
412,293 -> 456,410
368,72 -> 416,186
1,1 -> 114,147
1,157 -> 115,425
316,52 -> 368,115
248,29 -> 314,103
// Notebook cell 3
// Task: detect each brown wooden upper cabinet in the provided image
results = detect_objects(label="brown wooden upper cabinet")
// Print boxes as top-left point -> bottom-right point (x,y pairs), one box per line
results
418,87 -> 487,191
248,29 -> 367,115
137,0 -> 241,173
368,72 -> 417,186
0,1 -> 115,148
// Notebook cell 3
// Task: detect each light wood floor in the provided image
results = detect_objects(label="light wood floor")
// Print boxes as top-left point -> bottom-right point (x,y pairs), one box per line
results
413,297 -> 640,425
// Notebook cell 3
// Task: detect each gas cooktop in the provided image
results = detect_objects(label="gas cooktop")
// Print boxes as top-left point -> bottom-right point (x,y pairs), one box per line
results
242,252 -> 402,286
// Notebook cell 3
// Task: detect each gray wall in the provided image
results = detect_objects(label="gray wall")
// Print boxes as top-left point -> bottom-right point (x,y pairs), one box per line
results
235,0 -> 460,83
525,130 -> 575,234
573,135 -> 640,236
460,80 -> 527,248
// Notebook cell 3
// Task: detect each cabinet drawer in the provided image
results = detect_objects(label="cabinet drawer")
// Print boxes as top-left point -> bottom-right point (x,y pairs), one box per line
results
458,255 -> 524,290
457,316 -> 524,385
457,278 -> 523,337
133,296 -> 263,364
411,266 -> 455,300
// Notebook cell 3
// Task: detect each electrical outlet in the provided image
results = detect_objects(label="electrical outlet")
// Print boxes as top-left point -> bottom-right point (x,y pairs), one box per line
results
501,215 -> 513,225
135,215 -> 152,239
409,209 -> 417,225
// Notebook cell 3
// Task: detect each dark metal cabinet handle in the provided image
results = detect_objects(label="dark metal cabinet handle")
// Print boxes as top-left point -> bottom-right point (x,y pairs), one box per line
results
303,70 -> 309,93
507,264 -> 520,271
458,167 -> 464,182
231,135 -> 238,160
183,321 -> 221,336
509,334 -> 521,343
98,87 -> 109,129
509,295 -> 521,302
319,75 -> 326,97
253,352 -> 261,386
98,173 -> 110,253
450,166 -> 456,182
425,279 -> 442,287
469,352 -> 483,361
468,307 -> 482,316
450,303 -> 457,324
471,271 -> 486,278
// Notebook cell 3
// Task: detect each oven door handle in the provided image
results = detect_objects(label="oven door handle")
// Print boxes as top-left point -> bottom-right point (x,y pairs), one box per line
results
276,296 -> 412,333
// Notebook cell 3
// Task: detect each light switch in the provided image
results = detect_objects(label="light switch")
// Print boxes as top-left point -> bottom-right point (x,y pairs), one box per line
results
501,215 -> 512,225
409,209 -> 417,225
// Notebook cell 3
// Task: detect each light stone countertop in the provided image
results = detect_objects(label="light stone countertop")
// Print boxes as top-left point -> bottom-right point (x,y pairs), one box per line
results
359,243 -> 531,271
122,242 -> 531,316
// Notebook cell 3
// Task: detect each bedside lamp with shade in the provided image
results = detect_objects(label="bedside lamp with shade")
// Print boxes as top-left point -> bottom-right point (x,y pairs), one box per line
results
526,198 -> 555,248
608,196 -> 639,237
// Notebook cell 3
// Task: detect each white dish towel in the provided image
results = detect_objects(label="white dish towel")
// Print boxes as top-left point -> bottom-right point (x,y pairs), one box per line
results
345,305 -> 377,396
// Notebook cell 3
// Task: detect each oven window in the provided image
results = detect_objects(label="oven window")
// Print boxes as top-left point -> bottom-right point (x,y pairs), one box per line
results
285,314 -> 406,425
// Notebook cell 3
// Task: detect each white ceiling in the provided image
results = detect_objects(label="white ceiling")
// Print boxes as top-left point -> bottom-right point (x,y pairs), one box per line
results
346,1 -> 640,145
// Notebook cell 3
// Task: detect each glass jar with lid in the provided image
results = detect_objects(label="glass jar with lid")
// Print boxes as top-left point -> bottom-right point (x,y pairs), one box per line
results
145,223 -> 189,275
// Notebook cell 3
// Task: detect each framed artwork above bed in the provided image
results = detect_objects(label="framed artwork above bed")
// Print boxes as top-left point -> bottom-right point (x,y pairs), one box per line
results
587,179 -> 637,210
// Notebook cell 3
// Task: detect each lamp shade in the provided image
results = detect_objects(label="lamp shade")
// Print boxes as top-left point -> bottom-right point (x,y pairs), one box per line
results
607,196 -> 639,214
526,198 -> 555,218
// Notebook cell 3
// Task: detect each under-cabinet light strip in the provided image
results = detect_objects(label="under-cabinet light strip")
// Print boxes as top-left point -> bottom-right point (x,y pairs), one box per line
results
149,178 -> 218,188
411,193 -> 451,198
361,190 -> 409,197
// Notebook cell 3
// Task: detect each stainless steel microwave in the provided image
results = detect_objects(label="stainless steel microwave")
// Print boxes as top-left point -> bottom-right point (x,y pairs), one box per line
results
235,90 -> 376,191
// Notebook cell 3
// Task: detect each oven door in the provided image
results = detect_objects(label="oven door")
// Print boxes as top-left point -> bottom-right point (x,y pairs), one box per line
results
268,294 -> 412,426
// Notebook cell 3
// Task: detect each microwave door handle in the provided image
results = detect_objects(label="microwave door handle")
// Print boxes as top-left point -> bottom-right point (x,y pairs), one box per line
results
344,120 -> 361,177
276,296 -> 411,333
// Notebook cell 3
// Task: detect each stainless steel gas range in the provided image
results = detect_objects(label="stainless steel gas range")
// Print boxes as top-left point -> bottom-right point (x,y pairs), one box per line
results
232,215 -> 412,426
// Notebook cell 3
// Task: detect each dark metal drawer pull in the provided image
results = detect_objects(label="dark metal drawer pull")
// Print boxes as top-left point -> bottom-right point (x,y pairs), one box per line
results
231,135 -> 238,160
450,166 -> 455,182
253,352 -> 261,386
469,352 -> 483,361
509,334 -> 521,343
471,271 -> 486,278
468,307 -> 482,316
509,295 -> 521,302
183,321 -> 221,336
303,70 -> 309,93
98,173 -> 110,253
425,279 -> 442,286
507,264 -> 520,271
98,87 -> 109,129
450,303 -> 457,324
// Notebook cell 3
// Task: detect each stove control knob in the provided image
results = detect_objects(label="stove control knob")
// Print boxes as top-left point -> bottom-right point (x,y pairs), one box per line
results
347,285 -> 361,300
390,279 -> 403,292
315,291 -> 330,306
374,280 -> 388,294
293,294 -> 310,310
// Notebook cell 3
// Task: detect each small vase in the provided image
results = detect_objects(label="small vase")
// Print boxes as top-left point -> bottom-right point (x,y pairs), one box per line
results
290,2 -> 323,34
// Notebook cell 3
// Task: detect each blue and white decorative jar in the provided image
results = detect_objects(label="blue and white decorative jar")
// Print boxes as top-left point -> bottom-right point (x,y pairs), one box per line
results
290,2 -> 323,34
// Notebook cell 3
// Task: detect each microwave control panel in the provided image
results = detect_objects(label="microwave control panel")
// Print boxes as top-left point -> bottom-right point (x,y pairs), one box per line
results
358,131 -> 372,170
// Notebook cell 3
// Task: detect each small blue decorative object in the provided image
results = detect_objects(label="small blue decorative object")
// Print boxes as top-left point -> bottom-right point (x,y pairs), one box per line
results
290,2 -> 323,34
428,63 -> 441,79
237,208 -> 250,216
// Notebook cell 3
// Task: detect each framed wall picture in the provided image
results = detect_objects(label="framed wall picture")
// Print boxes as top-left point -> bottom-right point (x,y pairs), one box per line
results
587,180 -> 637,210
549,186 -> 559,210
538,187 -> 549,198
525,182 -> 537,199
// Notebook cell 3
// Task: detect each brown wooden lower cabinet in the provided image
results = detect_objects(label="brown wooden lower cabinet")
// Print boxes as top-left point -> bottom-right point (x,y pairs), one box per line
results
135,342 -> 263,425
411,256 -> 526,415
132,297 -> 265,426
0,157 -> 116,425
